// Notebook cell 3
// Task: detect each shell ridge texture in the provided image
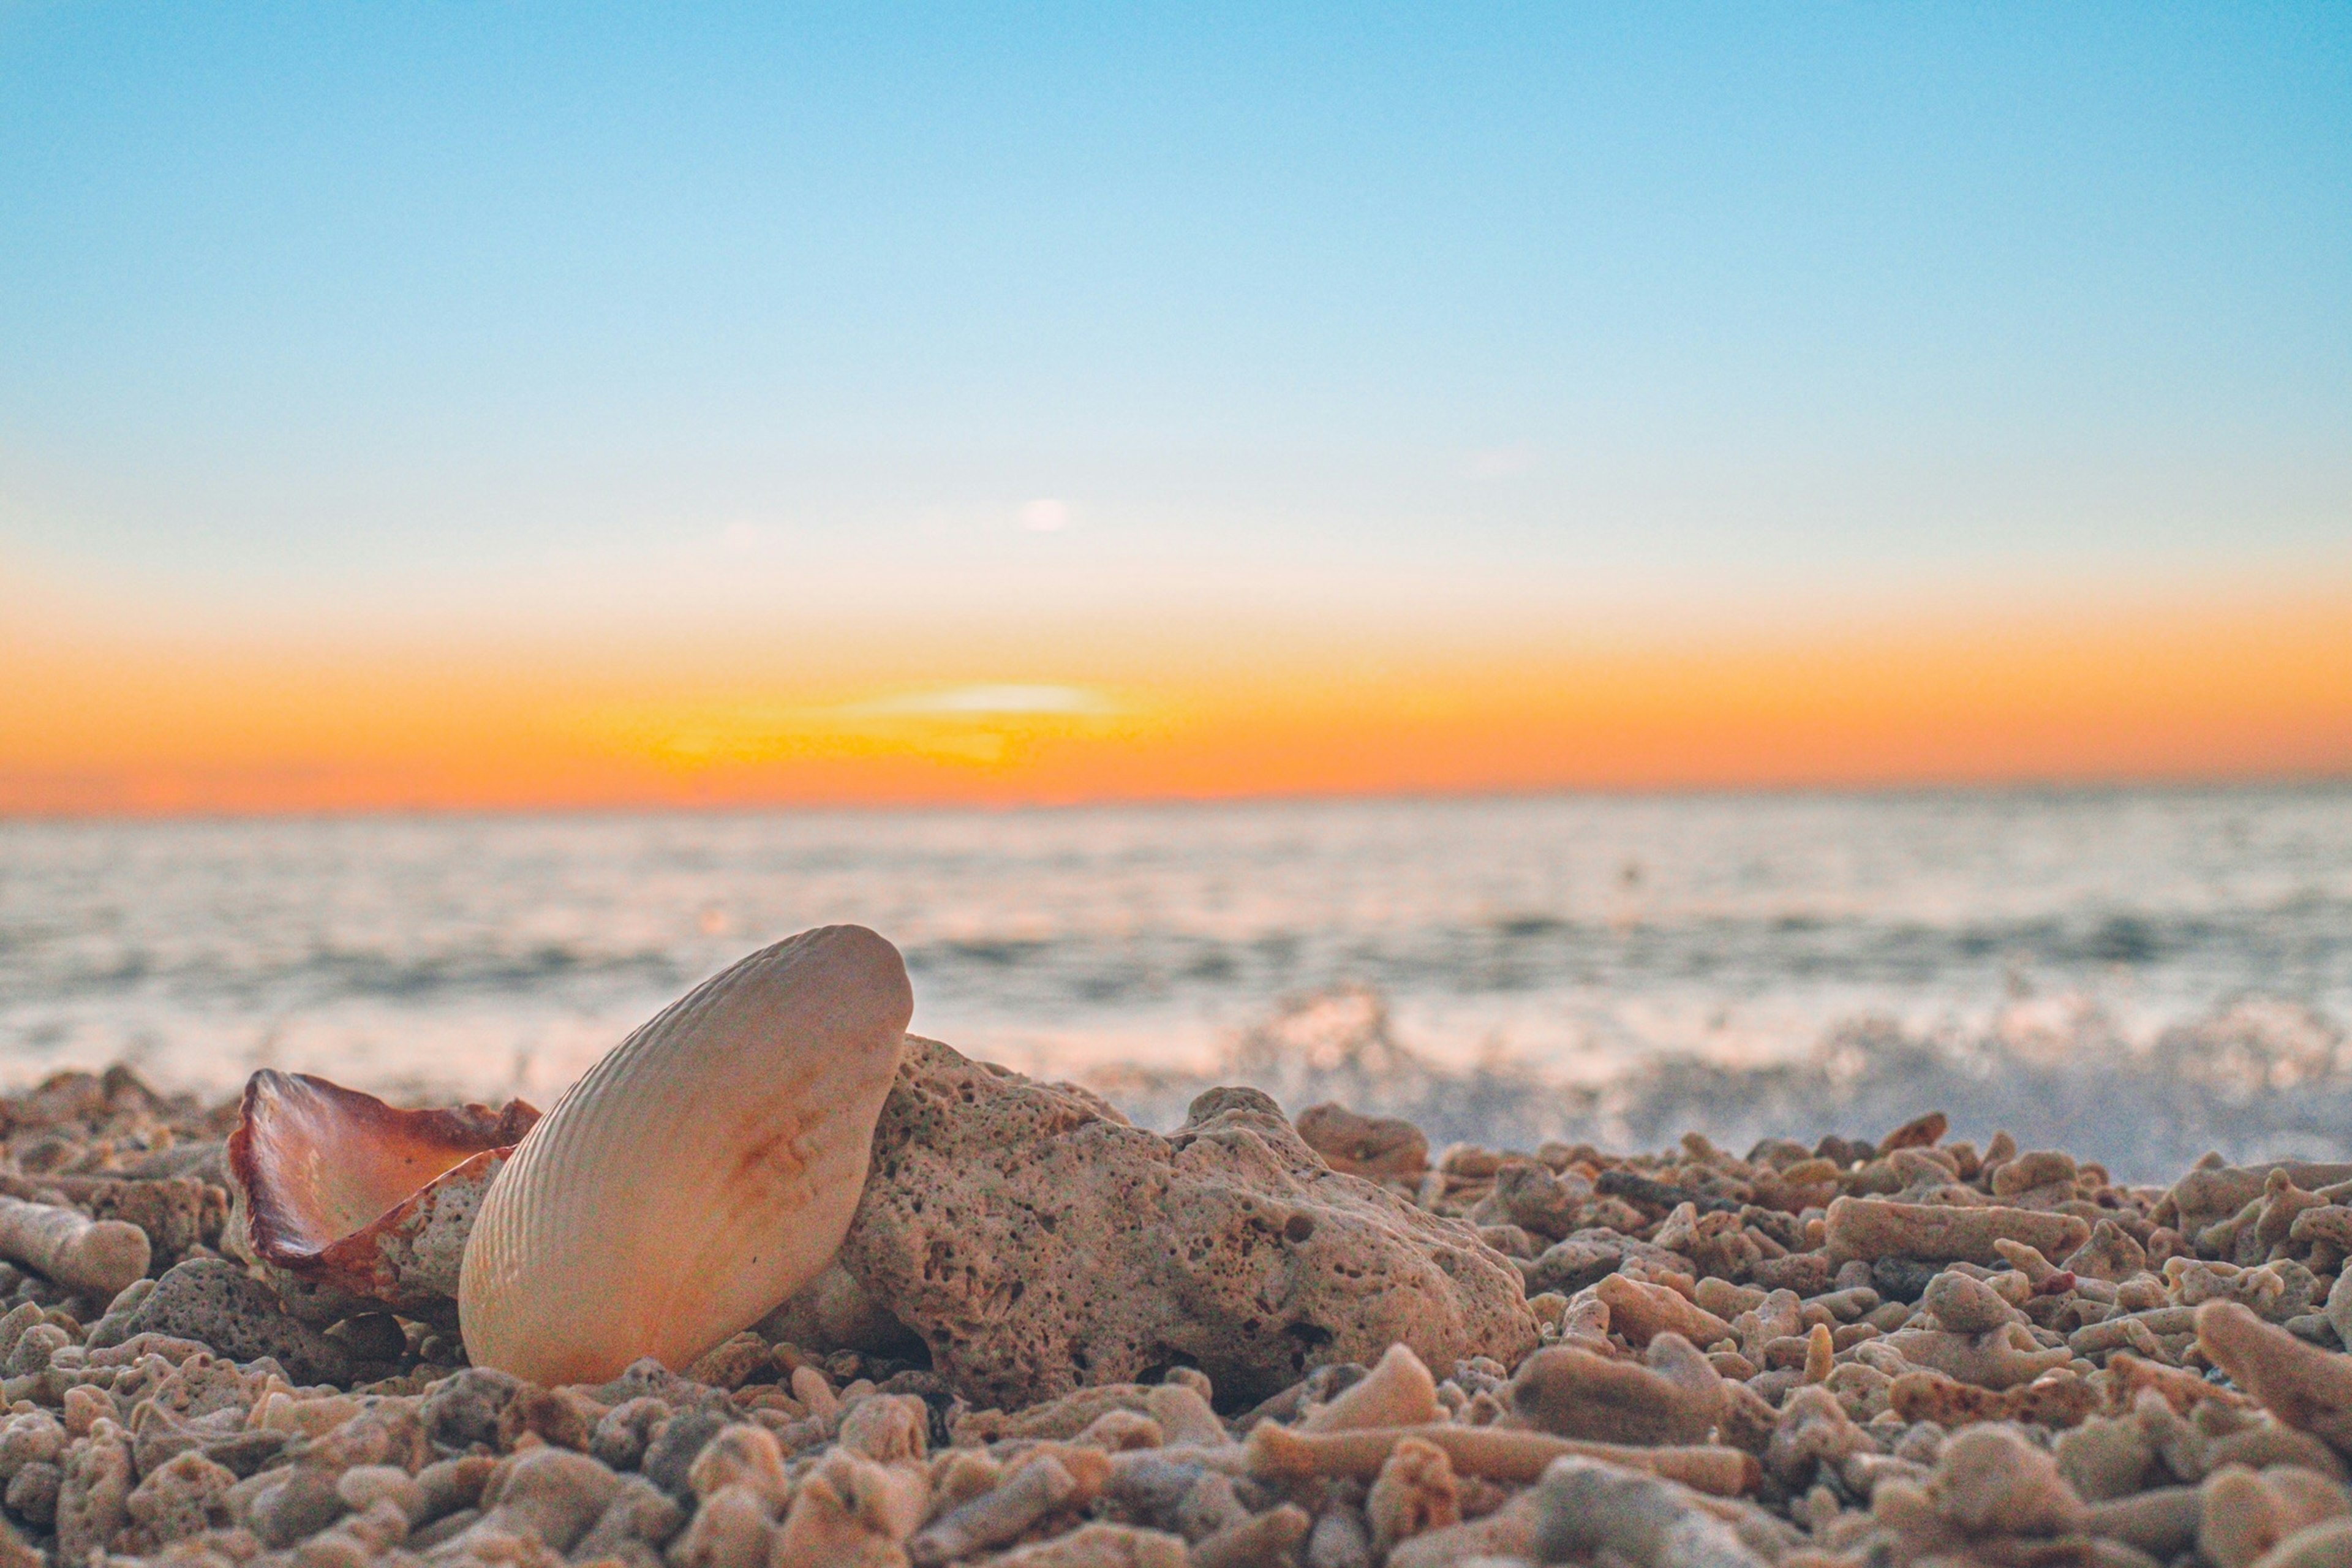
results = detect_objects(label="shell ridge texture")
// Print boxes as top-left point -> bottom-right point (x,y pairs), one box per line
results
458,924 -> 912,1385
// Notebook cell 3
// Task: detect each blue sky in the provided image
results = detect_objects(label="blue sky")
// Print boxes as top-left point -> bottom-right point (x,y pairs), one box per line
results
2,2 -> 2347,642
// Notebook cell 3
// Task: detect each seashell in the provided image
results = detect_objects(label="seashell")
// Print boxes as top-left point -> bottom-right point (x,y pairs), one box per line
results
459,924 -> 913,1385
227,1071 -> 540,1326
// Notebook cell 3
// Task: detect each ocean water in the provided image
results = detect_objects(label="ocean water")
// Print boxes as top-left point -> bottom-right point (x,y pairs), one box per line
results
3,786 -> 2348,1178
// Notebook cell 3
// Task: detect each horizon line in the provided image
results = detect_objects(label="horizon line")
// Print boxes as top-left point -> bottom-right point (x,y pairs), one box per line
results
7,764 -> 2349,828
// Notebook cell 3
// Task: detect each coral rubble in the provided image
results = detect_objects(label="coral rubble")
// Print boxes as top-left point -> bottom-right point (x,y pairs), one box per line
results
0,1049 -> 2350,1566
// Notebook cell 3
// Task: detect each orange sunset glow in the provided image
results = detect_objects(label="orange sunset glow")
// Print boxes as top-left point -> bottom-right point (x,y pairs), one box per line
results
7,584 -> 2347,816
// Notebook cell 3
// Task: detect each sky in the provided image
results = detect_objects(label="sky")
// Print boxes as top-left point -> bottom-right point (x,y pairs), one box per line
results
2,2 -> 2348,812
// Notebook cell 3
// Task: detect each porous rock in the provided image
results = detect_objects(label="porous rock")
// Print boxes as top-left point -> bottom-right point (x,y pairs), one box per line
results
2198,1301 -> 2352,1453
755,1262 -> 921,1357
126,1259 -> 352,1386
1824,1197 -> 2092,1268
641,1408 -> 731,1496
468,1445 -> 625,1554
1509,1335 -> 1725,1447
244,1466 -> 346,1550
420,1366 -> 526,1452
1531,1455 -> 1767,1568
984,1522 -> 1189,1568
55,1420 -> 134,1563
120,1449 -> 238,1551
1295,1103 -> 1430,1182
837,1038 -> 1538,1408
71,1177 -> 221,1272
1522,1229 -> 1695,1297
1928,1423 -> 2085,1537
1919,1269 -> 2018,1335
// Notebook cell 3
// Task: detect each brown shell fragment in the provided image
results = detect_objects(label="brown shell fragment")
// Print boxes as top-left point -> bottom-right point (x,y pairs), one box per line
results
226,1071 -> 540,1326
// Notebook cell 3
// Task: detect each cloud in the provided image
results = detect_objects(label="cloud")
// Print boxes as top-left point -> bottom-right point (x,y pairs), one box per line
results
1019,497 -> 1072,532
1463,443 -> 1539,481
840,684 -> 1117,717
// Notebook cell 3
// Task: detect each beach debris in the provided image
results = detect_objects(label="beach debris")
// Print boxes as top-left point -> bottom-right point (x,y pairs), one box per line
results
2159,1159 -> 2352,1239
836,1040 -> 1539,1408
1925,1422 -> 2086,1536
1382,1492 -> 1541,1567
2196,1300 -> 2352,1452
753,1259 -> 921,1357
1823,1195 -> 2093,1267
1244,1419 -> 1761,1494
1300,1342 -> 1441,1431
1364,1434 -> 1458,1553
1509,1334 -> 1726,1445
2247,1518 -> 2352,1568
1294,1102 -> 1431,1182
225,1069 -> 537,1325
22,1039 -> 2352,1568
1887,1366 -> 2099,1428
1532,1454 -> 1769,1567
2197,1463 -> 2351,1568
1592,1270 -> 1735,1348
983,1522 -> 1189,1567
459,924 -> 914,1385
122,1258 -> 352,1386
0,1196 -> 148,1301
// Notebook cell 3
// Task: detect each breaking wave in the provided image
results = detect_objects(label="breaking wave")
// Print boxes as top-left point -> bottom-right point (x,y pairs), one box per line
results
1085,986 -> 2352,1184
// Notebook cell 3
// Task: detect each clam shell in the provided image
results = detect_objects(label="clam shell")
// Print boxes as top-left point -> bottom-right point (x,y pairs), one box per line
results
227,1071 -> 541,1325
458,924 -> 913,1385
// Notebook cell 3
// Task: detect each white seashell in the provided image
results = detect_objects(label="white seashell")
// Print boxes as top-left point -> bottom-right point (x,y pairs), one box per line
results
458,924 -> 913,1385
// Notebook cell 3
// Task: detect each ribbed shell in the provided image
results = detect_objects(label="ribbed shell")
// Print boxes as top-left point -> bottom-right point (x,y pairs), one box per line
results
457,924 -> 912,1384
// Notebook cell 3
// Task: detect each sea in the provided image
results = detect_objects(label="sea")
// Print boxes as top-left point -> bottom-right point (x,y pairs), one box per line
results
3,786 -> 2348,1181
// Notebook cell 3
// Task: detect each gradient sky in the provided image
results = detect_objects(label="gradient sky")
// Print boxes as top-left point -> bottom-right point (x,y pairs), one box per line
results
4,4 -> 2349,811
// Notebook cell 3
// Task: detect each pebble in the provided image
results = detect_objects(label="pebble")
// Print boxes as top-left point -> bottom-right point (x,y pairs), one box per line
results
2,1060 -> 2352,1567
129,1258 -> 352,1387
